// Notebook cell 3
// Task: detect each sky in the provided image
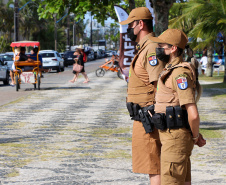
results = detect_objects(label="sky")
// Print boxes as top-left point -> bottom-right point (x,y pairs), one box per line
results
83,12 -> 116,33
84,12 -> 115,24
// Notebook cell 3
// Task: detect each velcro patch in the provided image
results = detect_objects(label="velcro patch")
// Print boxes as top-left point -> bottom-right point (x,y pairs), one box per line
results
147,53 -> 158,66
129,68 -> 131,77
175,74 -> 188,90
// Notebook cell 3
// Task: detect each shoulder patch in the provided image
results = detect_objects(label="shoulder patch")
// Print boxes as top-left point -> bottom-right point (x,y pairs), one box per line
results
147,53 -> 158,66
175,74 -> 188,90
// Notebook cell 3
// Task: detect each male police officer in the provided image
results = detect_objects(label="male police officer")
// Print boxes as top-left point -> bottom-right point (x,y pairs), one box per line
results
119,7 -> 164,185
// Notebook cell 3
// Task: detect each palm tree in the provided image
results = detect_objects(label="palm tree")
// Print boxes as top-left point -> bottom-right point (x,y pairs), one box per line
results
18,0 -> 46,40
0,0 -> 14,52
169,0 -> 226,81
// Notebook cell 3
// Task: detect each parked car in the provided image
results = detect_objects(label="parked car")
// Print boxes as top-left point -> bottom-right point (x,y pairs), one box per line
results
39,50 -> 64,72
64,51 -> 77,67
0,53 -> 14,71
0,59 -> 9,85
105,50 -> 113,57
98,49 -> 105,58
94,50 -> 103,59
87,49 -> 95,61
60,52 -> 64,59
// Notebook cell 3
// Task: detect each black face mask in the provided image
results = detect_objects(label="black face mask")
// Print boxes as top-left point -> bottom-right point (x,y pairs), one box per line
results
127,28 -> 137,42
156,48 -> 170,63
127,23 -> 140,42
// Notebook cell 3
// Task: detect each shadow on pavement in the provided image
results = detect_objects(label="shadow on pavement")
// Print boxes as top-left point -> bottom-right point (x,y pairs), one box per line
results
41,86 -> 91,90
17,86 -> 91,91
201,88 -> 226,97
200,121 -> 226,130
0,137 -> 31,144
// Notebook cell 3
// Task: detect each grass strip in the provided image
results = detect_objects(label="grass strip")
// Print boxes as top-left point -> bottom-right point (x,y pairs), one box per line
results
199,128 -> 223,139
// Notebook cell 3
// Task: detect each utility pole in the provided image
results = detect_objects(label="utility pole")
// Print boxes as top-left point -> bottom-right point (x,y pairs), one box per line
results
14,0 -> 19,41
54,15 -> 57,51
73,19 -> 76,46
90,13 -> 92,47
66,8 -> 70,51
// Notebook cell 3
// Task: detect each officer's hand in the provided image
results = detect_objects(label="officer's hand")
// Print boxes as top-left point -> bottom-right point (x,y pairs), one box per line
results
195,133 -> 206,147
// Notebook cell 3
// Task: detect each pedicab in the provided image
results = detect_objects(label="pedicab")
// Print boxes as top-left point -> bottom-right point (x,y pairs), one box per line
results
10,41 -> 41,91
95,56 -> 123,79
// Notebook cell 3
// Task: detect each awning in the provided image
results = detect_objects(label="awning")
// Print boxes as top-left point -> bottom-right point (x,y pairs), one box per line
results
10,41 -> 40,47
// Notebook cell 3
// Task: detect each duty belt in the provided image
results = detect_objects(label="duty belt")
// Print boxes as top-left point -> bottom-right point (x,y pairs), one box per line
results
152,106 -> 190,131
126,102 -> 155,133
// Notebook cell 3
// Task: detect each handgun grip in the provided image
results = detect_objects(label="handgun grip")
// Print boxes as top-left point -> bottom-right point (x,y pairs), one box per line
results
126,102 -> 134,117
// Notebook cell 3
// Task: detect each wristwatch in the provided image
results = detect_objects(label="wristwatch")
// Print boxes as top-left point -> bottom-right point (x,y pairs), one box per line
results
192,133 -> 199,140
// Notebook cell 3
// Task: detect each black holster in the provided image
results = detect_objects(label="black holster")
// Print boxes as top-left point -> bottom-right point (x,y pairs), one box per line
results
152,113 -> 166,131
140,105 -> 155,133
152,106 -> 190,131
126,102 -> 154,133
126,102 -> 140,121
166,106 -> 190,130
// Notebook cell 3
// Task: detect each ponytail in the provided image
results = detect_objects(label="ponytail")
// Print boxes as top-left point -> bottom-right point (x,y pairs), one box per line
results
190,58 -> 202,102
185,44 -> 202,102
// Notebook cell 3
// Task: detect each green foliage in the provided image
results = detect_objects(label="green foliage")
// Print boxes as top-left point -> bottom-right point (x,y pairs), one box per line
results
37,0 -> 149,25
0,0 -> 14,48
0,0 -> 89,52
37,0 -> 122,25
169,0 -> 226,50
0,36 -> 11,53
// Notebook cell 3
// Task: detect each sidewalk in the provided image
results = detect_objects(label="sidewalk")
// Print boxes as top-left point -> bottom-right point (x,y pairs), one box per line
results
0,71 -> 225,184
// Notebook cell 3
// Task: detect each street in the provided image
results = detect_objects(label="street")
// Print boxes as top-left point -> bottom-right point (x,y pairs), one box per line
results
0,59 -> 106,106
0,59 -> 225,184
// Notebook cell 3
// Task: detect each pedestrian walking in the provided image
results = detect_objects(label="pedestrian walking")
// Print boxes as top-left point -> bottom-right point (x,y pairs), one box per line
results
150,29 -> 206,185
77,45 -> 87,63
69,48 -> 89,83
119,7 -> 165,185
200,52 -> 208,75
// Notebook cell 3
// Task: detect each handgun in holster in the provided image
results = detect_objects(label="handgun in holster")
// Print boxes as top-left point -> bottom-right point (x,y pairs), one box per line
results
139,105 -> 155,133
126,102 -> 134,118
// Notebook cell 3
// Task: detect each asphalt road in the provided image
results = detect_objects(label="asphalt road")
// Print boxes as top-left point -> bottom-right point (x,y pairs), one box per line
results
0,58 -> 106,106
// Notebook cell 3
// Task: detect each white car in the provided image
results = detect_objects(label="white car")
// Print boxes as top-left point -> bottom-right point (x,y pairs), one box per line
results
0,59 -> 9,85
0,53 -> 14,71
39,50 -> 64,72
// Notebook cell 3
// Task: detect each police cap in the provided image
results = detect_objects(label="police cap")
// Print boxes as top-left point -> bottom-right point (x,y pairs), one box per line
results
119,7 -> 153,25
149,29 -> 188,49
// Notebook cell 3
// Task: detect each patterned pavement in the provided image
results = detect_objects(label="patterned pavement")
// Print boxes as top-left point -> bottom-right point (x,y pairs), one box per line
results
0,72 -> 225,185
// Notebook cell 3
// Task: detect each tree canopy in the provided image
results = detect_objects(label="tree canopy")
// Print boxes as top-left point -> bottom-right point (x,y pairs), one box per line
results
37,0 -> 122,25
169,0 -> 226,81
169,0 -> 226,50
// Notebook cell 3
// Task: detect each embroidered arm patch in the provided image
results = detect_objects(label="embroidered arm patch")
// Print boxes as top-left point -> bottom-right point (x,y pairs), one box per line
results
175,74 -> 188,90
147,53 -> 158,66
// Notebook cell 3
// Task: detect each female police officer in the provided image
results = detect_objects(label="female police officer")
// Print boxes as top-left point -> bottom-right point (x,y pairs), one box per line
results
149,29 -> 206,185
